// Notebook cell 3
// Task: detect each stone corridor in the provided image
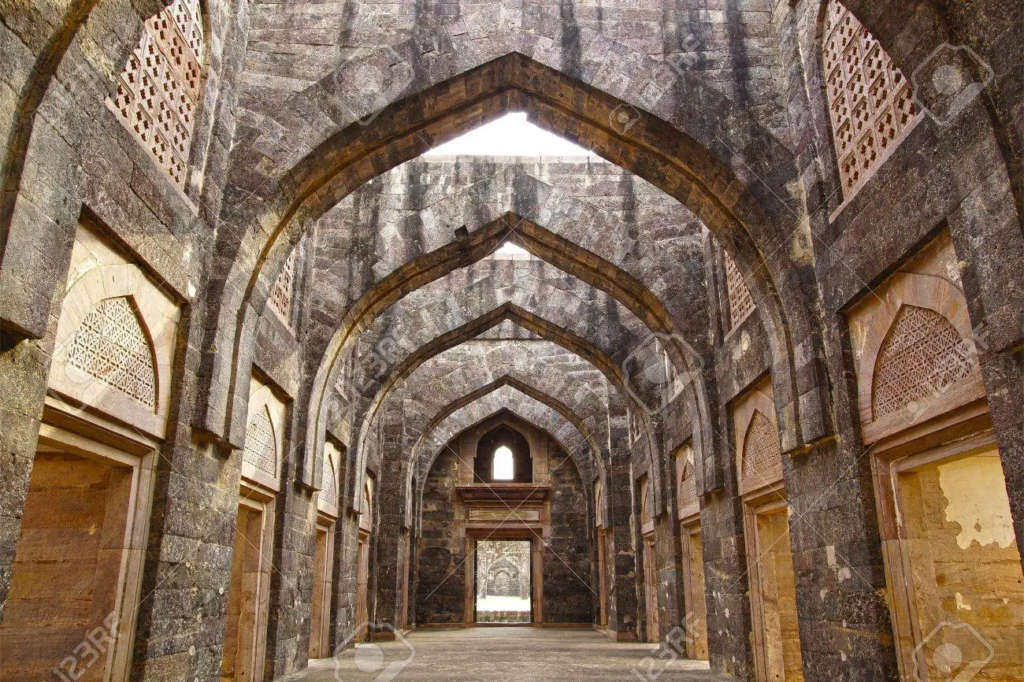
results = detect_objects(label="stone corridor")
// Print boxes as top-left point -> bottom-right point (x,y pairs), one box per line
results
0,0 -> 1022,681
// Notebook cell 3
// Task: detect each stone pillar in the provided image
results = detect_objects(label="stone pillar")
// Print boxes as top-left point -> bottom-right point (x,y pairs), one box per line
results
603,454 -> 639,640
783,437 -> 899,681
698,409 -> 756,680
370,402 -> 407,635
262,468 -> 317,679
0,339 -> 52,622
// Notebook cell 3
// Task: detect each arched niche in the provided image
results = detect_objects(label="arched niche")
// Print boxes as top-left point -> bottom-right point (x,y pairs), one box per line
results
49,220 -> 180,439
730,376 -> 783,498
848,232 -> 984,444
241,373 -> 287,491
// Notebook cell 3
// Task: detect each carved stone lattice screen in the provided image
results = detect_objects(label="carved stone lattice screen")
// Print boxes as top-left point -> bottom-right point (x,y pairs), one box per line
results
824,1 -> 917,198
269,248 -> 297,324
872,305 -> 974,419
66,296 -> 157,409
724,251 -> 755,330
677,446 -> 698,512
110,0 -> 203,189
243,408 -> 278,476
743,410 -> 781,481
321,457 -> 338,508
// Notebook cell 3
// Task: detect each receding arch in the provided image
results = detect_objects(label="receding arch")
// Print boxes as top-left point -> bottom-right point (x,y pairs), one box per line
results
413,376 -> 604,472
201,54 -> 828,471
413,399 -> 595,530
303,214 -> 709,506
350,304 -> 645,513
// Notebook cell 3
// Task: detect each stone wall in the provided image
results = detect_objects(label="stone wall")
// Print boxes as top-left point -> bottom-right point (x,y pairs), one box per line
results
542,448 -> 593,624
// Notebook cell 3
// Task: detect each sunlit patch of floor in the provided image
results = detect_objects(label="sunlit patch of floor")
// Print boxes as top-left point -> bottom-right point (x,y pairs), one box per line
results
289,627 -> 726,681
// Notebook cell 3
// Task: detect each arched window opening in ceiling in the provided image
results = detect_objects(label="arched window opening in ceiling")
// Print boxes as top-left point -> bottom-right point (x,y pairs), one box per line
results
423,112 -> 598,157
493,445 -> 515,480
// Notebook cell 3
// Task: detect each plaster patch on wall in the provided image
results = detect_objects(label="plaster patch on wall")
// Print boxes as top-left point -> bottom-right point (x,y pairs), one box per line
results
789,215 -> 813,265
938,455 -> 1015,549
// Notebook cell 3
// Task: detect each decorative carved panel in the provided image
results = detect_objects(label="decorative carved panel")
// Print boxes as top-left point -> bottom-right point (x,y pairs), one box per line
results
243,407 -> 277,477
675,444 -> 698,519
824,1 -> 918,198
732,377 -> 784,496
321,455 -> 339,510
724,251 -> 755,330
872,305 -> 974,419
110,0 -> 203,189
639,474 -> 654,533
360,475 -> 375,532
848,232 -> 984,444
269,248 -> 298,325
67,297 -> 157,409
51,222 -> 180,439
743,411 -> 781,481
242,373 -> 287,489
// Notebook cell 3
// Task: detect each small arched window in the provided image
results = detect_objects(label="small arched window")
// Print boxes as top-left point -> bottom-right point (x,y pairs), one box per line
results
110,0 -> 204,189
493,446 -> 514,480
475,425 -> 531,483
823,1 -> 917,199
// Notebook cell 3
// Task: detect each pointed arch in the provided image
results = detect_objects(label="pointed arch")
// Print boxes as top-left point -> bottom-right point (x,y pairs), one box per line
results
66,296 -> 158,410
305,214 -> 707,516
415,403 -> 591,529
201,54 -> 829,475
354,304 -> 634,512
743,411 -> 782,482
243,405 -> 277,478
871,305 -> 974,419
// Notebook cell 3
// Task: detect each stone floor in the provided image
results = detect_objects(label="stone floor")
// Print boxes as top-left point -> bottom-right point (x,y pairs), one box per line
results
288,627 -> 725,681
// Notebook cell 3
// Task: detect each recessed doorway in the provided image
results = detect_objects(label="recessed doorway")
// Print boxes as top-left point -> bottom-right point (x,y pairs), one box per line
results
475,540 -> 532,624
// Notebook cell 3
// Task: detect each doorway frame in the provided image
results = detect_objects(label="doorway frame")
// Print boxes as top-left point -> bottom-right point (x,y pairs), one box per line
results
27,413 -> 157,682
595,527 -> 609,628
868,403 -> 1011,679
641,531 -> 660,643
354,528 -> 372,642
309,514 -> 336,659
463,530 -> 543,626
221,483 -> 275,682
679,517 -> 708,660
742,482 -> 801,682
472,537 -> 534,626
